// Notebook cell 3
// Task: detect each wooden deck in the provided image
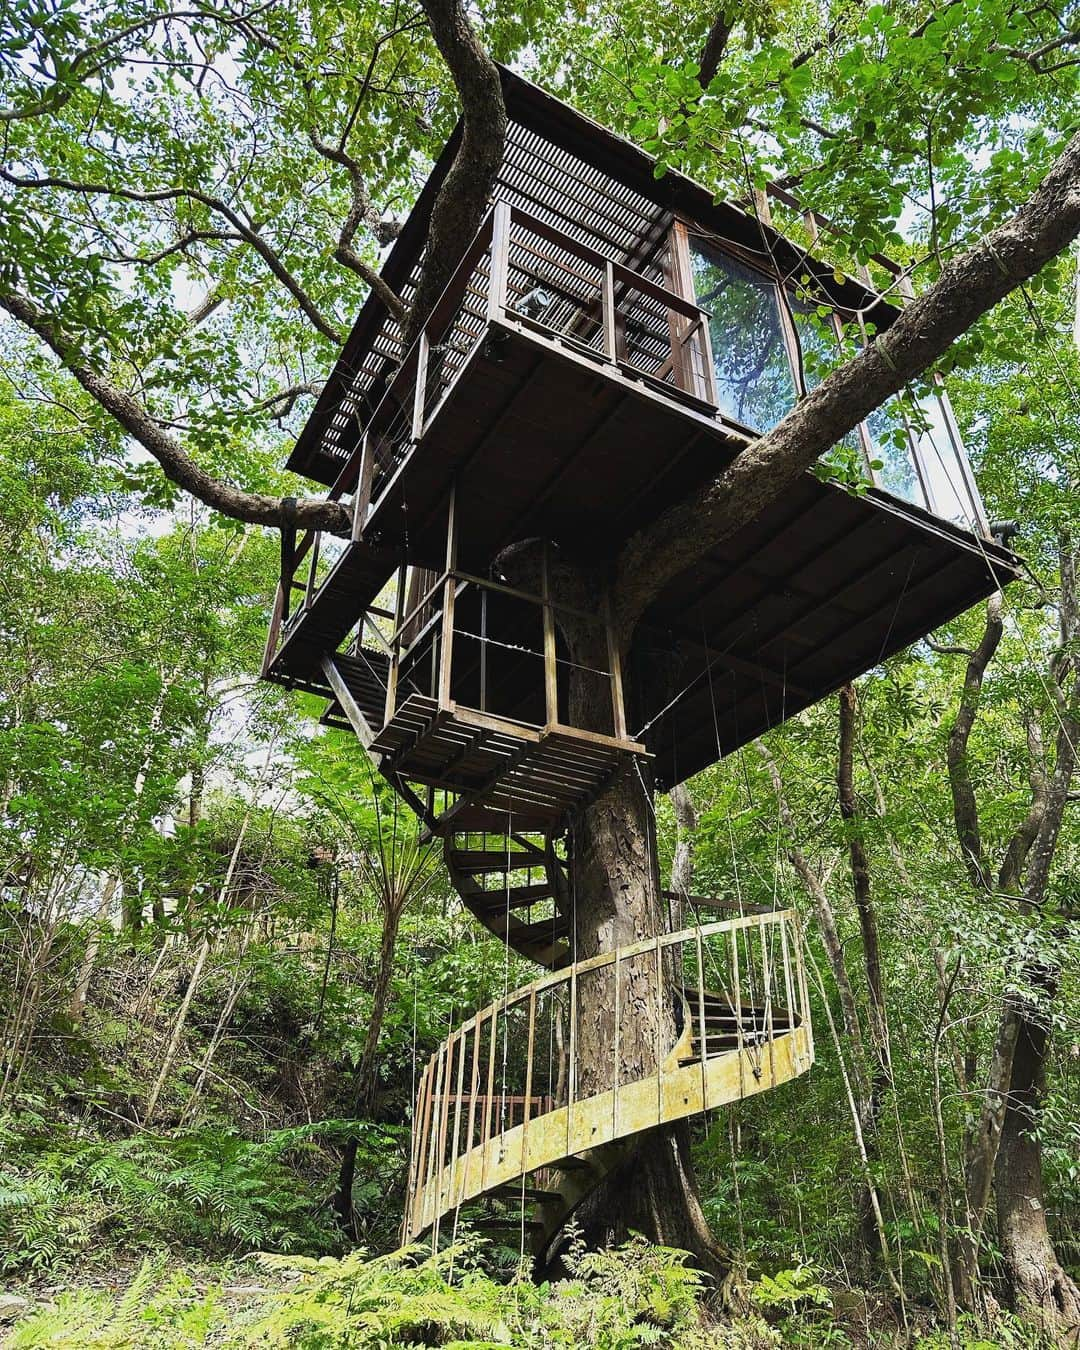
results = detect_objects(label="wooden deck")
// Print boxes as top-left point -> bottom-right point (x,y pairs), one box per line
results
370,694 -> 644,824
404,910 -> 813,1256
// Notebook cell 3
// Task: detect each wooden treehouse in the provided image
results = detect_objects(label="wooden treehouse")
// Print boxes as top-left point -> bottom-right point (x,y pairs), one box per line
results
262,69 -> 1019,1259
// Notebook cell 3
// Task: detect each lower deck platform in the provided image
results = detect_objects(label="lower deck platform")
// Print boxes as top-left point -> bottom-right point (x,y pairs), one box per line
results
370,695 -> 644,824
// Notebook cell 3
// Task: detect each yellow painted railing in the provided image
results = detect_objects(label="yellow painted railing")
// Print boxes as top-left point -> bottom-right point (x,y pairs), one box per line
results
405,910 -> 813,1241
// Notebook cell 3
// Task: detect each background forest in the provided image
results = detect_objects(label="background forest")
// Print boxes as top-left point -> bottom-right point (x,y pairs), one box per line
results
0,0 -> 1078,1346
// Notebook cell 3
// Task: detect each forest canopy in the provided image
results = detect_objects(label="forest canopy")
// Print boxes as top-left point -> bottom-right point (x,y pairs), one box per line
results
0,0 -> 1079,1346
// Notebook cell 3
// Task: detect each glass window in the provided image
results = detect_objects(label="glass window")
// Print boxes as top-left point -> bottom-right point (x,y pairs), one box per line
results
865,398 -> 922,506
790,302 -> 840,392
690,244 -> 796,432
903,389 -> 982,528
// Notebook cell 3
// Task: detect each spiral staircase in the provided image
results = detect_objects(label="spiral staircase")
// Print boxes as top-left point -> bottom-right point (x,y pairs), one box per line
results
307,640 -> 814,1265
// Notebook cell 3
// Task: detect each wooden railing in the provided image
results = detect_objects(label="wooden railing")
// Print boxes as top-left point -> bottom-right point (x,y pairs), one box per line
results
404,909 -> 813,1241
375,562 -> 630,745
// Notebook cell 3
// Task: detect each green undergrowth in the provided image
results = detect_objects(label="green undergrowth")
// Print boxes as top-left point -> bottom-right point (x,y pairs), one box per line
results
0,1111 -> 396,1274
2,1237 -> 1057,1350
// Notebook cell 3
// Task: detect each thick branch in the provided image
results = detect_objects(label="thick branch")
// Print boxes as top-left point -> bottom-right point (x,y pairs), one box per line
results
699,11 -> 735,86
614,130 -> 1080,631
0,287 -> 350,533
406,0 -> 505,349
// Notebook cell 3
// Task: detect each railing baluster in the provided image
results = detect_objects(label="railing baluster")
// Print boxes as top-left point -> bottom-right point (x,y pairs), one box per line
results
654,932 -> 663,1125
731,928 -> 745,1099
612,950 -> 621,1137
424,1044 -> 446,1235
448,1029 -> 467,1213
465,1014 -> 483,1169
521,990 -> 537,1180
761,917 -> 776,1089
695,929 -> 707,1105
780,914 -> 796,1042
602,259 -> 616,360
433,1036 -> 454,1242
481,1006 -> 498,1193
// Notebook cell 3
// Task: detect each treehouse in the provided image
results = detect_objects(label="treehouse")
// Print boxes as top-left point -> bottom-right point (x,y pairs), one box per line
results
262,68 -> 1019,1257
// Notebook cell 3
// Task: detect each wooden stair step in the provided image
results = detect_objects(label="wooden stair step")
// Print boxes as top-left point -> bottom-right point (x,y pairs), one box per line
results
487,1185 -> 564,1205
466,883 -> 554,911
449,847 -> 547,872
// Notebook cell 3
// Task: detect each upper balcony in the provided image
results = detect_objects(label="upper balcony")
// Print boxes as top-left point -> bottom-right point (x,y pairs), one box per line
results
300,198 -> 992,579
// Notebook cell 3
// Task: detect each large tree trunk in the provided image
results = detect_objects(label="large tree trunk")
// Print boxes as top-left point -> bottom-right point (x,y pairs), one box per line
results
564,755 -> 728,1279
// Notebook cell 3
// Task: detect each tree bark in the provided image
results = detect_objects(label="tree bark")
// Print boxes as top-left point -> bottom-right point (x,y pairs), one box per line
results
995,959 -> 1080,1337
837,683 -> 893,1271
568,767 -> 730,1281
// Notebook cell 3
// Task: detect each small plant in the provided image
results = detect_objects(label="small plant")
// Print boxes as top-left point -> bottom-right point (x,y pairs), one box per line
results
749,1260 -> 832,1311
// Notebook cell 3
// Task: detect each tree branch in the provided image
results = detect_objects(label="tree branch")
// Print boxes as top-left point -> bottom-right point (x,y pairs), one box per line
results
613,129 -> 1080,632
946,593 -> 1004,891
405,0 -> 505,350
699,11 -> 736,87
0,287 -> 350,533
307,129 -> 409,324
0,168 -> 343,344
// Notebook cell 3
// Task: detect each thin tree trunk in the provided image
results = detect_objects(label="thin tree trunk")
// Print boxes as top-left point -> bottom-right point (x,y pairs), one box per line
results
995,958 -> 1080,1335
838,683 -> 893,1272
331,901 -> 404,1236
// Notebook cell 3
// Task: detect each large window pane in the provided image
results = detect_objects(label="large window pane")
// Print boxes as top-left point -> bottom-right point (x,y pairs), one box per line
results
690,245 -> 795,431
866,398 -> 924,507
904,390 -> 982,528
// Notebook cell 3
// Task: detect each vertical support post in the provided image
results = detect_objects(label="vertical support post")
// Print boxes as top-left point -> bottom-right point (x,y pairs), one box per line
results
304,532 -> 321,609
695,929 -> 708,1107
352,431 -> 375,542
438,483 -> 458,711
488,200 -> 512,322
601,589 -> 628,741
280,526 -> 296,622
385,562 -> 408,725
602,259 -> 617,361
541,542 -> 558,728
479,587 -> 488,713
697,310 -> 718,408
412,331 -> 430,441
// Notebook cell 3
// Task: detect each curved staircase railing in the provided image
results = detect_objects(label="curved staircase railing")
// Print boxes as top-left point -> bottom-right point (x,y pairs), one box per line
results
405,909 -> 813,1253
